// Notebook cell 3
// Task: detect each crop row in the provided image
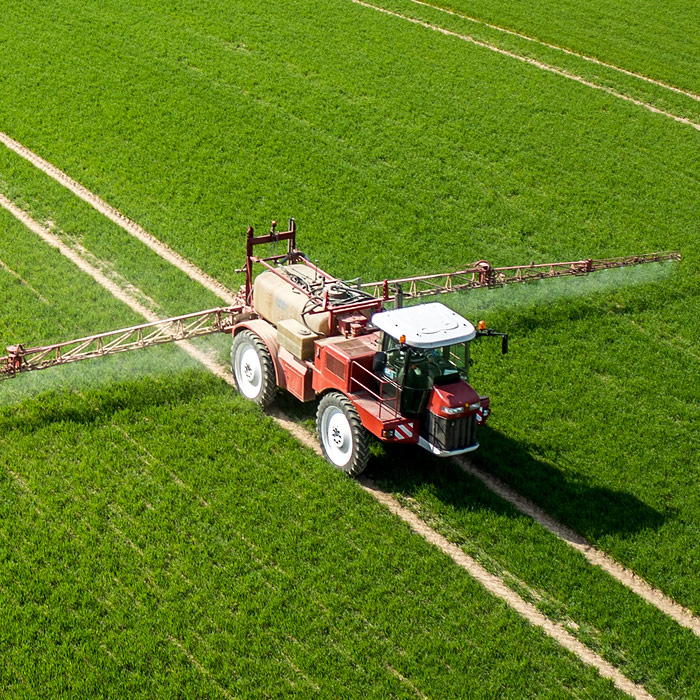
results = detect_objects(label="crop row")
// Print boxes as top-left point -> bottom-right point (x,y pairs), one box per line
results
0,0 -> 698,696
429,0 -> 700,95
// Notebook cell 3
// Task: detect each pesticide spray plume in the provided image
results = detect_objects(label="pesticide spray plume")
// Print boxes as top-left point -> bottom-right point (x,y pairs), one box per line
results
365,251 -> 680,311
0,333 -> 229,409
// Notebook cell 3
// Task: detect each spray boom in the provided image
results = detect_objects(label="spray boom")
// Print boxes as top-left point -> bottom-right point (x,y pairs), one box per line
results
0,227 -> 680,383
360,251 -> 680,305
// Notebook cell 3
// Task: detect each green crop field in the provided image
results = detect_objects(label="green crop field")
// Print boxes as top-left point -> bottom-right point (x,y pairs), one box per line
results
1,0 -> 698,697
426,0 -> 700,95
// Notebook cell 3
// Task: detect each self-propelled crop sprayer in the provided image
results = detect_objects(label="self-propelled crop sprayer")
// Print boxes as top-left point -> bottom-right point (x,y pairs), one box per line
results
0,220 -> 680,475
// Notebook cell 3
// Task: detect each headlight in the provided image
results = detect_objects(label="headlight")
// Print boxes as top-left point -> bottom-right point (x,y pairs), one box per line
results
443,406 -> 465,415
468,402 -> 481,411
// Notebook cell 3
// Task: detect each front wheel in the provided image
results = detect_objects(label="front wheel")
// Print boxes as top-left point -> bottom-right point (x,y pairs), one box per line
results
231,330 -> 277,408
317,392 -> 370,476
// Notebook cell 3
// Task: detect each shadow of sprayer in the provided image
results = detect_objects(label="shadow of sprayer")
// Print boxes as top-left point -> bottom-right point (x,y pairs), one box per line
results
365,424 -> 664,543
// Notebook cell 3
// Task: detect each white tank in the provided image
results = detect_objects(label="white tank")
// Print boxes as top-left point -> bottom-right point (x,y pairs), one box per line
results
253,265 -> 331,335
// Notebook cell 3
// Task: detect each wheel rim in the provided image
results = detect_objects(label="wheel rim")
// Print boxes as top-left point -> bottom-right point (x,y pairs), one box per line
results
322,406 -> 353,467
236,344 -> 262,399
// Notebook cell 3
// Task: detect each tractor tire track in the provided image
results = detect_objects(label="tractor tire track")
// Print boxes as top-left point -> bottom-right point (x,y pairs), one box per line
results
351,0 -> 700,133
456,457 -> 700,637
361,479 -> 655,700
410,0 -> 700,103
0,131 -> 238,305
168,636 -> 236,700
0,193 -> 232,386
3,194 -> 657,699
0,258 -> 49,304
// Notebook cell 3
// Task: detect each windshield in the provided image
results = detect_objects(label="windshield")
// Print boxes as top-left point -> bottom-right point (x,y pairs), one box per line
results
381,336 -> 470,385
422,344 -> 468,384
379,336 -> 470,416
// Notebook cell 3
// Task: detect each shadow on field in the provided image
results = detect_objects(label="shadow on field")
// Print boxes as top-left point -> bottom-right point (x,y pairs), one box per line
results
365,425 -> 664,541
1,366 -> 664,543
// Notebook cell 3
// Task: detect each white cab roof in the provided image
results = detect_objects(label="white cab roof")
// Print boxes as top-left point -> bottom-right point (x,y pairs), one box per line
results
372,302 -> 476,349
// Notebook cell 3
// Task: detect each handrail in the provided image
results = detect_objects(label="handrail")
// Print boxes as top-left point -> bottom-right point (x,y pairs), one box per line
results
349,360 -> 400,420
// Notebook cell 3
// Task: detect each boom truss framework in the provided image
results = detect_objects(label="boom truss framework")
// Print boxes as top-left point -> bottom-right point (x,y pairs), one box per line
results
361,252 -> 680,303
0,307 -> 244,381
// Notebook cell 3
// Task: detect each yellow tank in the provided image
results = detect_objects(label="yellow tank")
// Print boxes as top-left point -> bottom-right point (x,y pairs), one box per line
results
252,265 -> 331,335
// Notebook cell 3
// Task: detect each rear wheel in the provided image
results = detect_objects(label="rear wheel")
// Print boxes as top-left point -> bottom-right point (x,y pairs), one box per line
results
317,392 -> 370,477
231,330 -> 277,408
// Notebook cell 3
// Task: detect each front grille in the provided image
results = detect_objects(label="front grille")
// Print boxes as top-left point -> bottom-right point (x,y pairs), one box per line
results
421,412 -> 476,452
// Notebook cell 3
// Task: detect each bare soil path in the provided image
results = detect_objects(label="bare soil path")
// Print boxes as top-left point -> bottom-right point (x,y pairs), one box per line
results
410,0 -> 700,103
0,131 -> 238,304
351,0 -> 700,133
458,457 -> 700,637
361,478 -> 656,700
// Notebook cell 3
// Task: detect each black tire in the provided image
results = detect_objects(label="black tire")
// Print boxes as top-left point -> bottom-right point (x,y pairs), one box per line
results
231,330 -> 277,408
317,392 -> 370,476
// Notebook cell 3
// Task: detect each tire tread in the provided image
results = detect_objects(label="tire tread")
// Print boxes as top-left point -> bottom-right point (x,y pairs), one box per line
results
317,391 -> 370,477
231,330 -> 277,408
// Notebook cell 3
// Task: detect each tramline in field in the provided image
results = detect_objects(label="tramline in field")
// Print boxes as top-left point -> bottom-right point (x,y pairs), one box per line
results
0,219 -> 679,475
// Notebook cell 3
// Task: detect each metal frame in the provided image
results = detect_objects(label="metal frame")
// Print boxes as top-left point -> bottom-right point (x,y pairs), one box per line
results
1,307 -> 243,380
245,224 -> 384,332
360,252 -> 681,304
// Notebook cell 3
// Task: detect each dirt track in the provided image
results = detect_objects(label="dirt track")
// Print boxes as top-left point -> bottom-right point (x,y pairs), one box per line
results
410,0 -> 700,103
458,457 -> 700,637
351,0 -> 700,133
363,479 -> 656,700
0,131 -> 238,305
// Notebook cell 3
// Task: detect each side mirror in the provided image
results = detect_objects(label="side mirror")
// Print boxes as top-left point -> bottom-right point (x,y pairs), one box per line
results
373,351 -> 387,375
501,334 -> 509,355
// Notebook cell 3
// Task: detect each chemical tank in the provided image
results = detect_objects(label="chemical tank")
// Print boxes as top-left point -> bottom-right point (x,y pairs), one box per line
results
252,264 -> 375,336
252,264 -> 332,335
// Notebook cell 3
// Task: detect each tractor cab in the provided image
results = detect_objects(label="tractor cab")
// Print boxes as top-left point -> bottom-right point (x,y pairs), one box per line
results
371,302 -> 489,457
372,303 -> 477,418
